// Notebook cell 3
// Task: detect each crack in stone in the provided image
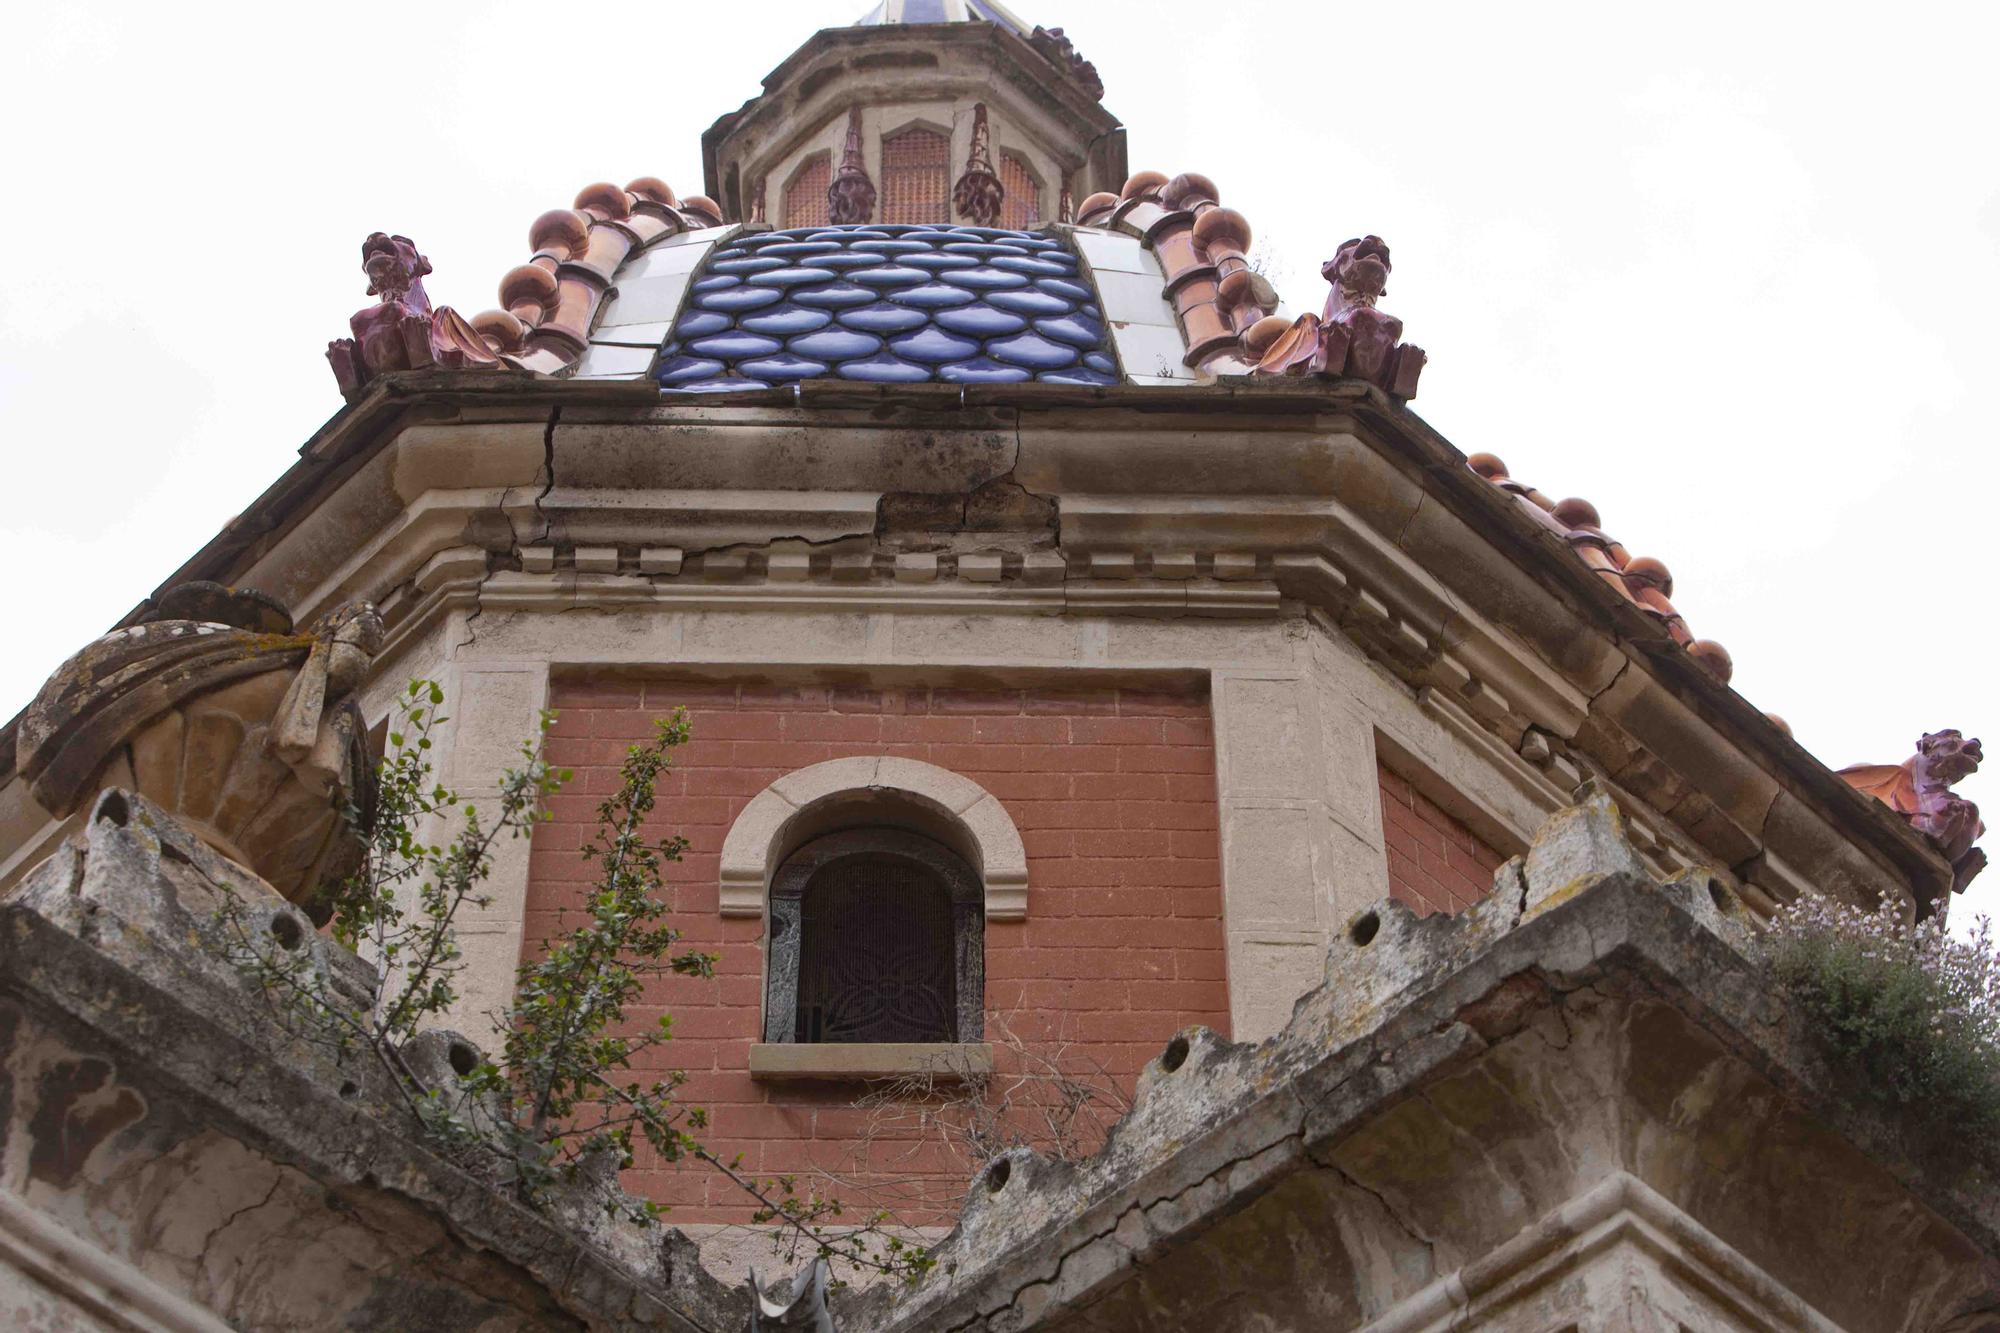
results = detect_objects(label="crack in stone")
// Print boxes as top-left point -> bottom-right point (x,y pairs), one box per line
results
943,1133 -> 1305,1333
1326,1156 -> 1440,1272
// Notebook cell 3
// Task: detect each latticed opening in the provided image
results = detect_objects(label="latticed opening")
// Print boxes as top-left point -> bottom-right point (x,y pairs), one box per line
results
881,126 -> 951,224
784,155 -> 832,230
796,853 -> 957,1043
1000,154 -> 1042,230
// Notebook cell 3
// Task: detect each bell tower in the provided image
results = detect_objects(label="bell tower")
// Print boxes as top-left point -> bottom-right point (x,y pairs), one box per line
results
700,5 -> 1126,227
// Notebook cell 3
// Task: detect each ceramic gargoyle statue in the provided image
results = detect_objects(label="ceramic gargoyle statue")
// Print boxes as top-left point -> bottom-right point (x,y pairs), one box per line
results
1840,730 -> 1987,896
17,582 -> 385,910
1252,235 -> 1426,398
326,232 -> 501,398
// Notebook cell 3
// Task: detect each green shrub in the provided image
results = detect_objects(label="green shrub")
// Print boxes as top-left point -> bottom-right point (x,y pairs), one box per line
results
1763,895 -> 2000,1156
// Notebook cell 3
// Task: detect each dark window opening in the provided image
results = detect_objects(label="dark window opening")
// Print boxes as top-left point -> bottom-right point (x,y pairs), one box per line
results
797,854 -> 956,1042
764,827 -> 984,1045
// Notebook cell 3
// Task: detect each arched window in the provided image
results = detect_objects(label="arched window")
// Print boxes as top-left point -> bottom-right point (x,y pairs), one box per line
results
880,126 -> 951,224
763,828 -> 984,1045
783,154 -> 832,230
1000,153 -> 1042,230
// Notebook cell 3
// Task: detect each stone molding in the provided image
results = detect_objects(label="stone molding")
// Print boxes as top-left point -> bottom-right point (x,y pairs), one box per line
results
717,756 -> 1030,921
747,1042 -> 995,1082
0,1188 -> 228,1333
1353,1171 -> 1844,1333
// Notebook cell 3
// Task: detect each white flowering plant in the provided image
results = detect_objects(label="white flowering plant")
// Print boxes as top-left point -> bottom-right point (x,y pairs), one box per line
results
1761,894 -> 2000,1152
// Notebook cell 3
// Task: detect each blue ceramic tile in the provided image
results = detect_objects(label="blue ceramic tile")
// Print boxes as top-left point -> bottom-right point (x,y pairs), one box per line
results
988,332 -> 1080,370
674,311 -> 733,338
792,284 -> 880,308
1034,314 -> 1106,348
708,255 -> 789,275
990,255 -> 1070,277
747,266 -> 841,287
987,289 -> 1073,316
739,354 -> 831,381
789,328 -> 883,361
938,358 -> 1033,384
837,303 -> 932,334
848,265 -> 932,288
655,355 -> 727,384
760,240 -> 843,258
837,354 -> 935,383
888,283 -> 978,309
689,331 -> 785,359
662,376 -> 768,393
940,267 -> 1031,291
941,241 -> 1031,258
1035,277 -> 1093,302
932,304 -> 1027,337
661,224 -> 1118,391
695,286 -> 784,312
1037,368 -> 1119,386
740,307 -> 833,336
888,327 -> 981,363
904,252 -> 981,271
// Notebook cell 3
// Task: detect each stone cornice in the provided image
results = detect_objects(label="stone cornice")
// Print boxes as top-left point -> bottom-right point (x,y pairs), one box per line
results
0,374 -> 1951,913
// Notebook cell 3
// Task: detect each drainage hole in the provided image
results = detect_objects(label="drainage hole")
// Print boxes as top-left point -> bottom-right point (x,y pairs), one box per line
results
268,914 -> 305,951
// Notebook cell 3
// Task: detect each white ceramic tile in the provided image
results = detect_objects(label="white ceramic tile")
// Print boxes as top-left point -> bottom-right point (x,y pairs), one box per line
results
589,320 -> 672,346
1111,322 -> 1198,381
653,223 -> 736,249
570,342 -> 657,379
1073,229 -> 1151,274
599,272 -> 693,326
1093,269 -> 1179,328
621,239 -> 716,281
1126,374 -> 1198,388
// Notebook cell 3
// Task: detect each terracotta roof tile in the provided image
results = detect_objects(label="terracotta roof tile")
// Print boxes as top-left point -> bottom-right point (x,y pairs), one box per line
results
326,181 -> 728,394
1464,452 -> 1731,686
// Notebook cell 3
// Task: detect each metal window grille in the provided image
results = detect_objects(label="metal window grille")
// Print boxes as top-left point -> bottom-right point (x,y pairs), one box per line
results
881,127 -> 951,224
784,155 -> 832,230
764,828 -> 985,1046
796,856 -> 956,1043
1000,154 -> 1042,230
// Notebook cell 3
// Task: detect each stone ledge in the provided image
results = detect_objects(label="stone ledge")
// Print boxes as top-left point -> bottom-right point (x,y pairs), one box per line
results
748,1042 -> 994,1082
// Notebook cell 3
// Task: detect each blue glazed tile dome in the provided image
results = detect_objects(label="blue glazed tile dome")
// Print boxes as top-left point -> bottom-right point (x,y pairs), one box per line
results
657,225 -> 1117,392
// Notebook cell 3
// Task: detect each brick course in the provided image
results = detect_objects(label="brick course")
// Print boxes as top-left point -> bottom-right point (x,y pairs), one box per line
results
1377,763 -> 1507,916
528,680 -> 1227,1224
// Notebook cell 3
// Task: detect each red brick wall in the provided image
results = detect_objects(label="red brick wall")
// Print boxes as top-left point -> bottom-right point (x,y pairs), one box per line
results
1378,762 -> 1507,916
529,680 -> 1227,1224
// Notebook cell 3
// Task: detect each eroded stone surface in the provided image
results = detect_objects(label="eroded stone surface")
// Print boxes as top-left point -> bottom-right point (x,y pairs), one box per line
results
0,790 -> 746,1332
843,794 -> 2000,1333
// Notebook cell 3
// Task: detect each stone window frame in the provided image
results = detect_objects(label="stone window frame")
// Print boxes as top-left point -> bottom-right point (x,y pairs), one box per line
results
718,756 -> 1028,922
761,826 -> 985,1046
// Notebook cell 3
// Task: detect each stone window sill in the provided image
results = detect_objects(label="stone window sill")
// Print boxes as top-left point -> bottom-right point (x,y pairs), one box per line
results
747,1042 -> 994,1082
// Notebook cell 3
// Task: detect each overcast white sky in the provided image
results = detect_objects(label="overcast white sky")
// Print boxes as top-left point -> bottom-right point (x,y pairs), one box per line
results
5,1 -> 1996,920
